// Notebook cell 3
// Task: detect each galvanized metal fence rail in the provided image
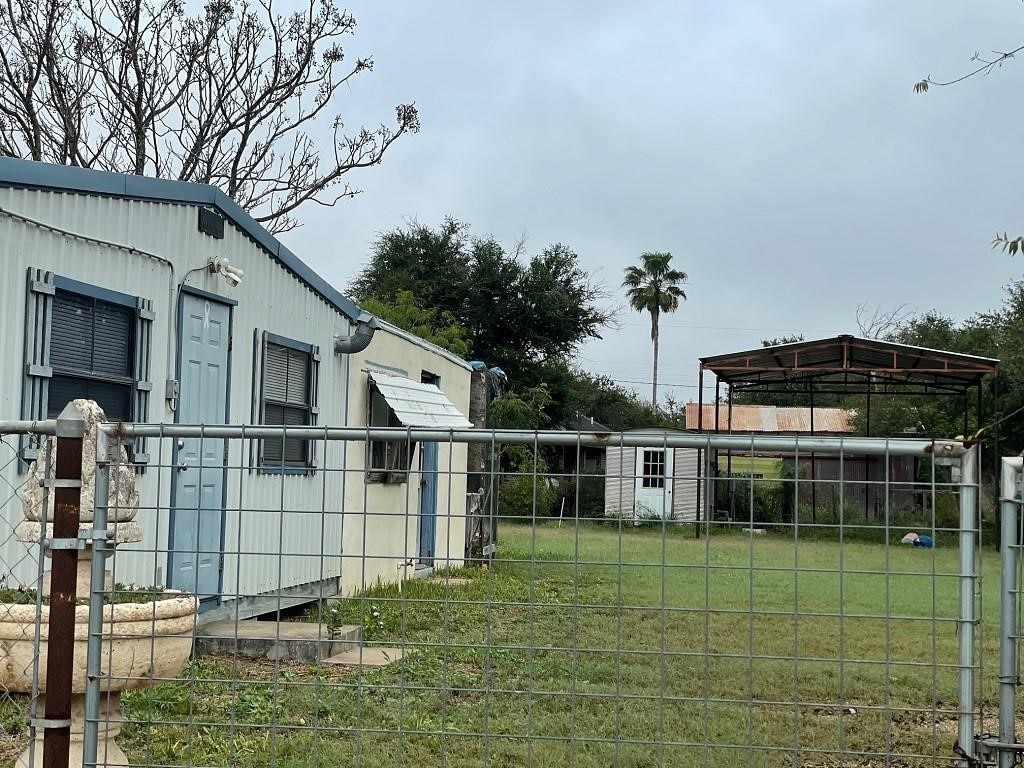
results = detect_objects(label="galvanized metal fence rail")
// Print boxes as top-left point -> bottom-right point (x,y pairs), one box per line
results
0,414 -> 1005,767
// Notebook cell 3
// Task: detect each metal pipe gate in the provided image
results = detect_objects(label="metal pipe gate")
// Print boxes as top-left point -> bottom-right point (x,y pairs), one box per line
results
0,414 -> 1005,767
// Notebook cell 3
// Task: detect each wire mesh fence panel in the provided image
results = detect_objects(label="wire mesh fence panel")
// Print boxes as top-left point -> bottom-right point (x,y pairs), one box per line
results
0,419 -> 996,768
0,425 -> 65,768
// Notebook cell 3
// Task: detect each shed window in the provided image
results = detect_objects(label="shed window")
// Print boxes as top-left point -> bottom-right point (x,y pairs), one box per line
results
261,340 -> 316,469
47,290 -> 135,420
20,272 -> 154,470
368,383 -> 415,482
641,449 -> 666,489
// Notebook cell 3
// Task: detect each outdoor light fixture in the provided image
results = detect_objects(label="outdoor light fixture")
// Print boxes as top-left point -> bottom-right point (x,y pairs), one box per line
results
209,256 -> 245,287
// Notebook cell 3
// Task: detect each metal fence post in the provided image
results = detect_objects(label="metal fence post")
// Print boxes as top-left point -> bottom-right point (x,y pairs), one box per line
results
957,445 -> 979,764
42,403 -> 86,768
998,456 -> 1023,768
82,426 -> 111,768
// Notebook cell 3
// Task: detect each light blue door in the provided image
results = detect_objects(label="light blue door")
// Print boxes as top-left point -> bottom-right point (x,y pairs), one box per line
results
169,293 -> 230,603
418,440 -> 438,564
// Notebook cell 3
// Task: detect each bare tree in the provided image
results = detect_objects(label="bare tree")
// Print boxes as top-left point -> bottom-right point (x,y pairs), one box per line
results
856,302 -> 914,340
0,0 -> 419,233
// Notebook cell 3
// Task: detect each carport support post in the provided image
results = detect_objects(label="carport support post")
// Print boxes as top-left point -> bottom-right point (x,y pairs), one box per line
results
725,387 -> 734,521
809,384 -> 816,524
957,445 -> 979,764
864,384 -> 871,520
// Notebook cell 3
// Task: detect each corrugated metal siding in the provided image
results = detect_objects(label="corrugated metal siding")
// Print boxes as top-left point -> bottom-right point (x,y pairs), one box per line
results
684,404 -> 853,434
0,187 -> 348,595
604,446 -> 636,517
672,448 -> 699,521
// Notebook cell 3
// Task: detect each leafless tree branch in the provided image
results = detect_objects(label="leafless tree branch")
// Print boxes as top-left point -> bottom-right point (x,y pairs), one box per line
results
856,302 -> 915,340
914,44 -> 1024,92
0,0 -> 418,232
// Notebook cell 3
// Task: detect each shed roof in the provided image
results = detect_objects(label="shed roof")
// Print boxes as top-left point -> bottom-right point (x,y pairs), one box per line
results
700,334 -> 997,391
0,157 -> 361,320
684,404 -> 853,433
565,413 -> 611,433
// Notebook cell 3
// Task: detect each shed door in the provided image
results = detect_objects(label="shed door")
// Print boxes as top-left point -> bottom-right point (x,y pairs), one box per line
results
634,447 -> 674,519
169,293 -> 231,604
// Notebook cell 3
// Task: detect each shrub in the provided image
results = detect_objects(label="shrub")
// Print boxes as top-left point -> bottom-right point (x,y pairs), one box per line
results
497,455 -> 560,521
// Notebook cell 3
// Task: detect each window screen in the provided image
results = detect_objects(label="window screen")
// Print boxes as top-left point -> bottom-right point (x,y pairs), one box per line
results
262,342 -> 312,467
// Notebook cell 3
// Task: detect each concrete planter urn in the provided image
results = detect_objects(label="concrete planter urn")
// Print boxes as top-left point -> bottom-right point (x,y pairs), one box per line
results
1,400 -> 198,767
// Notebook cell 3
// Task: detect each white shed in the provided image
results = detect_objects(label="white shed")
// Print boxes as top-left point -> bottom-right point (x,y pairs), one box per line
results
603,429 -> 700,522
0,158 -> 474,612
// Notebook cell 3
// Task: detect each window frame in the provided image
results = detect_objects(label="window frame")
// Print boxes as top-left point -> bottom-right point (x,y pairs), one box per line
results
20,271 -> 154,470
366,379 -> 416,484
258,332 -> 320,475
641,448 -> 667,489
48,280 -> 137,421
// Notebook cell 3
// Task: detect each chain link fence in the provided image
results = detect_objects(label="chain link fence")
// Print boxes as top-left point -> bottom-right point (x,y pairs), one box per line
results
0,427 -> 53,767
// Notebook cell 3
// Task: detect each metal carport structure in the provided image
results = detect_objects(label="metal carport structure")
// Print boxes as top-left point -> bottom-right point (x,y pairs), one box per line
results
694,334 -> 999,522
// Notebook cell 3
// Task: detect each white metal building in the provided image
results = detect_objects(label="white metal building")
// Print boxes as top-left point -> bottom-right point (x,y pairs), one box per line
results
0,158 -> 473,609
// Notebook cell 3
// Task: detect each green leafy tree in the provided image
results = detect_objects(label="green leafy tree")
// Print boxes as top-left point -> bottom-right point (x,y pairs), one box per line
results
350,219 -> 614,382
622,252 -> 687,408
349,218 -> 472,313
358,291 -> 470,356
524,360 -> 675,431
488,386 -> 553,431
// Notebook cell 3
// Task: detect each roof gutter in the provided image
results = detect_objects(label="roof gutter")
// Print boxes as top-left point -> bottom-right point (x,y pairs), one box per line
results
333,312 -> 379,355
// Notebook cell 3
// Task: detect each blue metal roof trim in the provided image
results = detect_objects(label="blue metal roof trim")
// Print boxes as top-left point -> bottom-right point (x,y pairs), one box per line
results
0,157 -> 361,320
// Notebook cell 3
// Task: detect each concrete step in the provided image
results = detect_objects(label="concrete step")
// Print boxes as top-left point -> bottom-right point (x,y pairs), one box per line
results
195,620 -> 362,663
324,646 -> 406,667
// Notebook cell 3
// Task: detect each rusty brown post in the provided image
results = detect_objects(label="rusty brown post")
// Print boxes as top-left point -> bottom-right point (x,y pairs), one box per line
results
42,403 -> 85,768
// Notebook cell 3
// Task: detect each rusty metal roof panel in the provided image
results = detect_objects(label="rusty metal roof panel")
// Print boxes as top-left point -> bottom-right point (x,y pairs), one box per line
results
684,404 -> 852,433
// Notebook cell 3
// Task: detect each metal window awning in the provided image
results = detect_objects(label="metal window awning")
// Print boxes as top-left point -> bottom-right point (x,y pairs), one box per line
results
369,372 -> 473,429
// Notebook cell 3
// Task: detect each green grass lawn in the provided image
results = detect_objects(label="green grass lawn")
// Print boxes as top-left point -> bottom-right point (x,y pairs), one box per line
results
2,523 -> 1001,767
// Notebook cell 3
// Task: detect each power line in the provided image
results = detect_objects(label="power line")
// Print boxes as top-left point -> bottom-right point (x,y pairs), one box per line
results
603,376 -> 705,389
616,321 -> 831,333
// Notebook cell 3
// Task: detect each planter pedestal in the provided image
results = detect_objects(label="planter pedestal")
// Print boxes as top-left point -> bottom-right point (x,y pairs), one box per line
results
17,693 -> 126,768
5,400 -> 199,767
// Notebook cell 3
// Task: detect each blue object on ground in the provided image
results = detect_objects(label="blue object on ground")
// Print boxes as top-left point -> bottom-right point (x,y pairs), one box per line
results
913,535 -> 934,548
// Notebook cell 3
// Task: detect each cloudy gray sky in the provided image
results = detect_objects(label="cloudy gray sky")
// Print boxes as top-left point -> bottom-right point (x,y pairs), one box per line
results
284,0 -> 1024,407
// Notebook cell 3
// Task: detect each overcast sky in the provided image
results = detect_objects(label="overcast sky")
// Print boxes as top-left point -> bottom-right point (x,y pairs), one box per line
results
283,1 -> 1024,407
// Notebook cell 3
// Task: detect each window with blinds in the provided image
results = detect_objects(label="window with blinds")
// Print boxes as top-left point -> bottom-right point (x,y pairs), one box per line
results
261,340 -> 313,468
47,289 -> 134,420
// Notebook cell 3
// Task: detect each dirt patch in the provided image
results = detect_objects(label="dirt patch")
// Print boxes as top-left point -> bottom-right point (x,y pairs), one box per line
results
199,653 -> 359,682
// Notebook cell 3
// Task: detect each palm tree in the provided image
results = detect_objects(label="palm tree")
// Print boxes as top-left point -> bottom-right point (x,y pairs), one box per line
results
622,252 -> 687,408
